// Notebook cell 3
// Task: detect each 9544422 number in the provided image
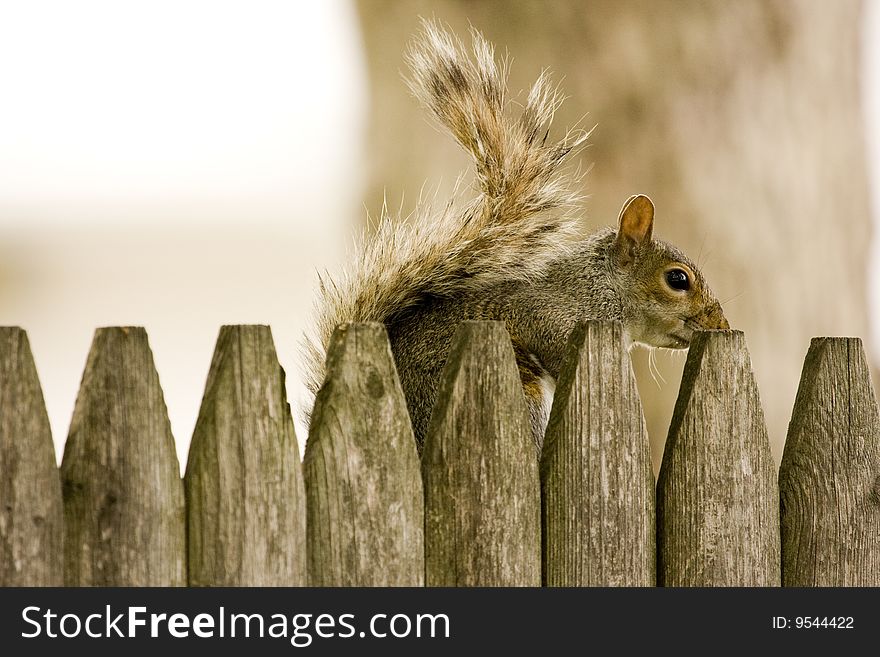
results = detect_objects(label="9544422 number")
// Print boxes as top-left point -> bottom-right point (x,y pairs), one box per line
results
772,617 -> 854,629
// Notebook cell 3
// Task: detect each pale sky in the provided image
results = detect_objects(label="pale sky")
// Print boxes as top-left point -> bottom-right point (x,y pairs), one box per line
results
864,0 -> 880,356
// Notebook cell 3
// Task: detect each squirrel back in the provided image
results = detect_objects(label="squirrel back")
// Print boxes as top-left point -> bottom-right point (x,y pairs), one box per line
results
304,22 -> 728,450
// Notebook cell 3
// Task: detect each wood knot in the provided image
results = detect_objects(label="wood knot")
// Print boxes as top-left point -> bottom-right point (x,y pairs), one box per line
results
365,369 -> 385,399
871,473 -> 880,506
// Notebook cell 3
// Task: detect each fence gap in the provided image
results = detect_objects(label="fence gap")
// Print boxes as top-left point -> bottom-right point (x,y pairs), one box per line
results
0,327 -> 63,586
779,337 -> 880,585
60,327 -> 185,586
422,321 -> 540,586
185,325 -> 306,586
304,322 -> 423,585
657,330 -> 780,586
541,321 -> 655,586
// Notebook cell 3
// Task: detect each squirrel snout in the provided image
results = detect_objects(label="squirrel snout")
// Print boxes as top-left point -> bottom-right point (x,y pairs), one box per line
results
704,302 -> 729,330
686,301 -> 729,333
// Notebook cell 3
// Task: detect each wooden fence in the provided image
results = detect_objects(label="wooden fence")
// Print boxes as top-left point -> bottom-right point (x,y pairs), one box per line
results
1,321 -> 878,587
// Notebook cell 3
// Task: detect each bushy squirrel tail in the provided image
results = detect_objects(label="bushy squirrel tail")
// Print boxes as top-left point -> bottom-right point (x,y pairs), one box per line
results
303,21 -> 588,403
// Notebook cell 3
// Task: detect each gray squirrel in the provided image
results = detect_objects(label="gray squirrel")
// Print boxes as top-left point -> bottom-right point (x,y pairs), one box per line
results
304,22 -> 728,451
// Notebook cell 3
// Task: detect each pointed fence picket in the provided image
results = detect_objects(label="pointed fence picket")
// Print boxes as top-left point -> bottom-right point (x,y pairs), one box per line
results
185,325 -> 306,586
779,338 -> 880,586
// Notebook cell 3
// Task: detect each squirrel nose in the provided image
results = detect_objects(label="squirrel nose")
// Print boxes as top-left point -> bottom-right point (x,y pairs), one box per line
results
708,302 -> 730,330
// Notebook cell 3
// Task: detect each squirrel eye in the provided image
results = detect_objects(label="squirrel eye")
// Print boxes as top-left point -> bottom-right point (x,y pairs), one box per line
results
665,268 -> 690,291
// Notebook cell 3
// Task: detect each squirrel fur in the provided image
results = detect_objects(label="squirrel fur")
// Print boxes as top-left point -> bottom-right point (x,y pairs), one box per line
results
304,22 -> 729,452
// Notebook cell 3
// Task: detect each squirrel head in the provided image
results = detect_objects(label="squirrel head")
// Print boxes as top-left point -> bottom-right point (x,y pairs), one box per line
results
611,194 -> 729,349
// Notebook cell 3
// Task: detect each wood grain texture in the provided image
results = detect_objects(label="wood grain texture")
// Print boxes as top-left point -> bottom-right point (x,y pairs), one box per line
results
0,327 -> 63,586
304,322 -> 423,586
541,321 -> 654,586
422,321 -> 540,586
779,338 -> 880,586
185,325 -> 306,586
657,330 -> 780,586
61,327 -> 185,586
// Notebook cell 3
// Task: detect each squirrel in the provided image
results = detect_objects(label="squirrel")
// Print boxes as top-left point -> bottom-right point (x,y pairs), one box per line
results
304,22 -> 729,452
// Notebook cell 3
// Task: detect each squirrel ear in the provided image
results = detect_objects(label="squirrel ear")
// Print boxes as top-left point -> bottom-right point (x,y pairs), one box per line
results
613,194 -> 654,267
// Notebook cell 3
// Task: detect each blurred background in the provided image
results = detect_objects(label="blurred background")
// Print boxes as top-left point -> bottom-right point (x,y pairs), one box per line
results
0,0 -> 877,473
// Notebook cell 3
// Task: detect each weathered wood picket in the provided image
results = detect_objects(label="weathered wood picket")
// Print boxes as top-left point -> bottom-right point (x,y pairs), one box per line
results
305,323 -> 422,586
0,328 -> 62,586
541,321 -> 654,586
186,325 -> 306,586
0,321 -> 878,587
779,338 -> 880,586
61,327 -> 185,586
423,321 -> 540,586
657,331 -> 780,586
